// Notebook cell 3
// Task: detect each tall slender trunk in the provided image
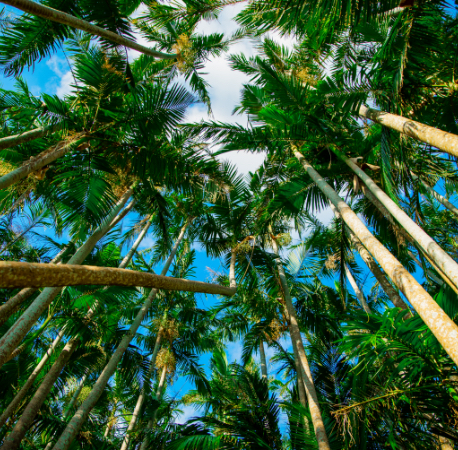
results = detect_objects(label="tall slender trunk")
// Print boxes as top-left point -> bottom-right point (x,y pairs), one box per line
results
344,263 -> 372,314
410,172 -> 458,219
330,201 -> 409,311
120,328 -> 163,450
270,230 -> 330,450
119,216 -> 154,269
1,213 -> 152,449
139,365 -> 168,450
331,147 -> 458,292
63,371 -> 90,418
0,126 -> 54,151
0,188 -> 133,369
0,245 -> 69,327
0,133 -> 87,190
359,105 -> 458,158
49,220 -> 191,450
1,337 -> 78,450
293,147 -> 458,366
2,0 -> 175,59
259,341 -> 268,380
0,329 -> 64,428
361,184 -> 458,293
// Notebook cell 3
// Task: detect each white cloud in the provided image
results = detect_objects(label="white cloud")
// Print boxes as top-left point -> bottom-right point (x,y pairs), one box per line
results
175,404 -> 199,425
46,55 -> 74,98
56,71 -> 74,98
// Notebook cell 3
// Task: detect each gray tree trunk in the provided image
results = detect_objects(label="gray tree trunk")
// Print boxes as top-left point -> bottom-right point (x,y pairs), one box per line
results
0,126 -> 53,151
293,147 -> 458,367
0,329 -> 65,428
359,105 -> 458,158
119,328 -> 163,450
270,231 -> 331,450
2,0 -> 176,59
0,188 -> 133,369
344,263 -> 372,314
0,245 -> 69,326
49,220 -> 191,450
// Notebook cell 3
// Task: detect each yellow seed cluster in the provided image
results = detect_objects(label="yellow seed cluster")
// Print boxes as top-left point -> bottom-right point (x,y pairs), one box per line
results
172,34 -> 194,73
155,347 -> 176,375
325,253 -> 340,270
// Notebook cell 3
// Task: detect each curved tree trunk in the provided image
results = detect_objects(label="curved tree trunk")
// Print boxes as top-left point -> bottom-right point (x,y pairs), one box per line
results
359,105 -> 458,158
49,220 -> 191,450
330,201 -> 410,311
0,188 -> 133,369
259,341 -> 268,380
1,0 -> 175,60
293,147 -> 458,367
139,365 -> 168,450
120,328 -> 163,450
0,126 -> 54,151
270,231 -> 331,450
0,133 -> 87,190
1,338 -> 78,450
0,245 -> 69,326
0,329 -> 65,428
344,263 -> 372,314
119,215 -> 154,269
332,147 -> 458,292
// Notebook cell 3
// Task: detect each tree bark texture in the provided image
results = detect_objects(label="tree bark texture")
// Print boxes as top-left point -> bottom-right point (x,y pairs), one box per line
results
359,105 -> 458,158
0,245 -> 69,326
0,132 -> 87,190
120,329 -> 163,450
0,189 -> 133,370
0,126 -> 52,151
0,262 -> 237,295
49,220 -> 191,450
293,148 -> 458,366
1,338 -> 78,450
119,216 -> 154,269
330,201 -> 409,311
271,233 -> 331,450
0,329 -> 64,428
0,0 -> 176,60
332,147 -> 458,292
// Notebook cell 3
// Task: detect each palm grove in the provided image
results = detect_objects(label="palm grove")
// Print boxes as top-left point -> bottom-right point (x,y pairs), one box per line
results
0,0 -> 457,448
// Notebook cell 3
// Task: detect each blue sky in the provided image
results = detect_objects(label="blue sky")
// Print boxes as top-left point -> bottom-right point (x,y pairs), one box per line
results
2,0 -> 455,430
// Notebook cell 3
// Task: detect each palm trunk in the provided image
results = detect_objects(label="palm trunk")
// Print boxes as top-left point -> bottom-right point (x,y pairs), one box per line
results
0,262 -> 238,295
259,341 -> 268,380
359,105 -> 458,158
0,245 -> 69,326
0,133 -> 87,190
119,216 -> 154,269
63,371 -> 90,418
410,172 -> 458,219
293,147 -> 458,366
331,147 -> 458,292
120,328 -> 163,450
270,231 -> 331,450
361,179 -> 458,293
0,126 -> 54,151
2,0 -> 175,60
0,329 -> 64,428
0,188 -> 133,369
330,201 -> 409,311
1,338 -> 78,450
49,220 -> 191,450
139,365 -> 168,450
344,263 -> 372,314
